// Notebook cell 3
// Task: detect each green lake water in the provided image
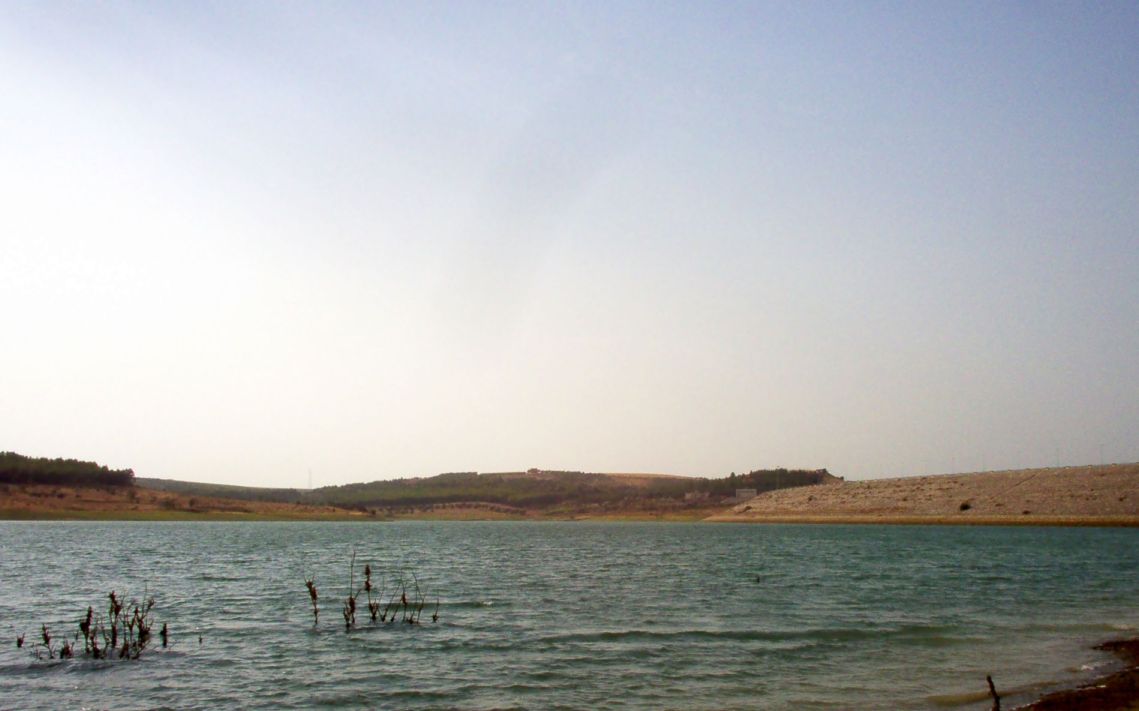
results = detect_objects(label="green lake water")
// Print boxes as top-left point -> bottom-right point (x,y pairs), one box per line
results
1,521 -> 1136,709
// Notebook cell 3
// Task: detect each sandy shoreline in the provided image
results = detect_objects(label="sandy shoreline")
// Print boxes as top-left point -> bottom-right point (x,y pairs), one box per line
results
1022,638 -> 1139,710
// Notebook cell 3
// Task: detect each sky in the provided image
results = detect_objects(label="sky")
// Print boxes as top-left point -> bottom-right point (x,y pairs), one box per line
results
2,1 -> 1137,487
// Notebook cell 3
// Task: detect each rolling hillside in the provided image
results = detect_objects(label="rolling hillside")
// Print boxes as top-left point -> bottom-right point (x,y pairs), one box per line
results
709,463 -> 1139,525
138,467 -> 837,515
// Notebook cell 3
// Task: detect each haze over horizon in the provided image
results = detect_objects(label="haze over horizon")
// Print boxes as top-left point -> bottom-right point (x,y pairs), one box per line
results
3,2 -> 1137,488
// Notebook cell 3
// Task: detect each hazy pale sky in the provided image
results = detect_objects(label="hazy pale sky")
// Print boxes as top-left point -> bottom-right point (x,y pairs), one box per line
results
2,2 -> 1137,487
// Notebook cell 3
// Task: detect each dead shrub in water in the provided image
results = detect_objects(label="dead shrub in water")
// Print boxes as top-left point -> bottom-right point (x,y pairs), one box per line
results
306,551 -> 438,632
22,589 -> 166,662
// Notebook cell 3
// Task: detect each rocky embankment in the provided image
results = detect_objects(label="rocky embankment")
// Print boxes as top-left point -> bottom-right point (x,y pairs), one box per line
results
707,463 -> 1139,525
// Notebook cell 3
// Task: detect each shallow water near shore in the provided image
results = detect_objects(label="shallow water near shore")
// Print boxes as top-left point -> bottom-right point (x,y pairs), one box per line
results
1,521 -> 1136,709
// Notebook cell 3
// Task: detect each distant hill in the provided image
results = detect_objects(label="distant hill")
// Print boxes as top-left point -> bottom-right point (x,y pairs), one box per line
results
137,467 -> 838,515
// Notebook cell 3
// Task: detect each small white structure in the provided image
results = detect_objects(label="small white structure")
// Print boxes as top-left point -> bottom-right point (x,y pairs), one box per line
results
734,488 -> 757,502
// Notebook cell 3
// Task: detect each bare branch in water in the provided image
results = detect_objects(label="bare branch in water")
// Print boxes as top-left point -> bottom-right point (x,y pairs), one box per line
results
302,554 -> 440,633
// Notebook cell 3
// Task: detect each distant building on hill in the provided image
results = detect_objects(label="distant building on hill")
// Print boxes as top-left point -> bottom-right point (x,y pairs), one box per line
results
734,488 -> 757,502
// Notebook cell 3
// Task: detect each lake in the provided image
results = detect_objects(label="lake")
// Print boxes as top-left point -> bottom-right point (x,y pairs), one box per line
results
1,521 -> 1136,709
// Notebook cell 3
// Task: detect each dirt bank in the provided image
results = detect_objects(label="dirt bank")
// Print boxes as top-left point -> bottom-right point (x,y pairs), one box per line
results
707,464 -> 1139,526
0,483 -> 368,520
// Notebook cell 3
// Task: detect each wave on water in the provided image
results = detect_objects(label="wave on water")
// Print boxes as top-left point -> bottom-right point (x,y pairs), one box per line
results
1014,620 -> 1138,635
1078,659 -> 1114,672
925,689 -> 993,707
533,622 -> 978,647
431,599 -> 498,609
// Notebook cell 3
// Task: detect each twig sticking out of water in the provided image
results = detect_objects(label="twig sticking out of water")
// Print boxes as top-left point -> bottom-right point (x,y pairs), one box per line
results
365,565 -> 381,622
39,624 -> 54,659
305,574 -> 320,626
986,674 -> 1000,711
409,573 -> 425,624
80,606 -> 93,654
343,549 -> 359,632
383,581 -> 401,624
109,591 -> 121,650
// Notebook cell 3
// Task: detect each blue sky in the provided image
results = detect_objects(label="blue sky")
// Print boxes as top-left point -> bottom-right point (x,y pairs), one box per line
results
2,2 -> 1137,486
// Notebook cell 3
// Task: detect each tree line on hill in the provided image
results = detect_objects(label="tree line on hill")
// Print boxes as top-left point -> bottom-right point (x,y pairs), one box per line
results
709,468 -> 839,496
0,452 -> 134,488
